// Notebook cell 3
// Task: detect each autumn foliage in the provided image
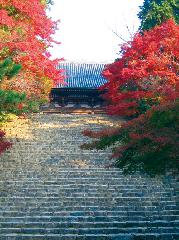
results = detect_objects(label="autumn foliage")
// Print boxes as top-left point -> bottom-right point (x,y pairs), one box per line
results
0,130 -> 12,155
101,19 -> 179,117
0,0 -> 64,99
82,20 -> 179,175
0,0 -> 64,155
82,101 -> 179,175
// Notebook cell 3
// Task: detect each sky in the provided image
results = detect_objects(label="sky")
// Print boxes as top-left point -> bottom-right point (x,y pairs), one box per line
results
48,0 -> 144,63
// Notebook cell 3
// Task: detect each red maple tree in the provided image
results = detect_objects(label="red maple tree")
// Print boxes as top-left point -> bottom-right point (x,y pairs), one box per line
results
101,19 -> 179,116
0,0 -> 64,99
82,20 -> 179,175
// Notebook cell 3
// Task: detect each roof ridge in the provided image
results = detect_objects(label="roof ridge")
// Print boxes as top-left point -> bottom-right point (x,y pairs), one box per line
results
59,61 -> 109,65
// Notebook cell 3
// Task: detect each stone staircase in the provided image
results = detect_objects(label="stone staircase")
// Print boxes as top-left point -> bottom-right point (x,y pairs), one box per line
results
0,114 -> 178,239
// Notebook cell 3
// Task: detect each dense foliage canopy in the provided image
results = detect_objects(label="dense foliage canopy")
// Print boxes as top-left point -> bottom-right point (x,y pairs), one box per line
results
0,0 -> 64,155
82,20 -> 179,175
0,0 -> 64,99
101,20 -> 179,117
138,0 -> 179,30
83,101 -> 179,175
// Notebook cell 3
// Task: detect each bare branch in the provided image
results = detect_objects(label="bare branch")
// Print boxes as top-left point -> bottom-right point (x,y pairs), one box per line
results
106,24 -> 129,43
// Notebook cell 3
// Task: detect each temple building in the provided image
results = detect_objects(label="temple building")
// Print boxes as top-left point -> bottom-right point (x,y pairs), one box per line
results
51,62 -> 107,107
57,62 -> 107,88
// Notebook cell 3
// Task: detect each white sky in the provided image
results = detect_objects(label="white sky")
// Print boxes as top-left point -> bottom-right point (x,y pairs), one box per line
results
48,0 -> 144,63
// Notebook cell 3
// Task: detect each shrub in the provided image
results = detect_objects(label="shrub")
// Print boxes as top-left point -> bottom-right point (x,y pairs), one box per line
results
82,101 -> 179,175
0,89 -> 26,115
82,20 -> 179,176
0,130 -> 12,155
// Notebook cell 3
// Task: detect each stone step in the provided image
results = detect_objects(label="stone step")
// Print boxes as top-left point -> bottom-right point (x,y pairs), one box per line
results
0,206 -> 179,216
0,170 -> 177,178
1,187 -> 175,194
0,181 -> 177,188
1,169 -> 125,173
0,201 -> 178,208
0,226 -> 179,234
0,233 -> 178,240
0,187 -> 175,193
0,174 -> 176,180
0,169 -> 176,175
0,215 -> 178,223
0,196 -> 176,201
1,200 -> 177,208
0,220 -> 178,228
0,176 -> 176,182
2,201 -> 177,206
1,180 -> 176,187
0,168 -> 176,176
0,193 -> 174,199
0,213 -> 179,220
0,196 -> 176,202
3,204 -> 177,212
1,114 -> 178,239
2,178 -> 173,183
2,206 -> 177,212
2,182 -> 174,189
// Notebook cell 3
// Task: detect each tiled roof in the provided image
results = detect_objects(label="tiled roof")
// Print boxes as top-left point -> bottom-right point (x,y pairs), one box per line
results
57,62 -> 107,88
